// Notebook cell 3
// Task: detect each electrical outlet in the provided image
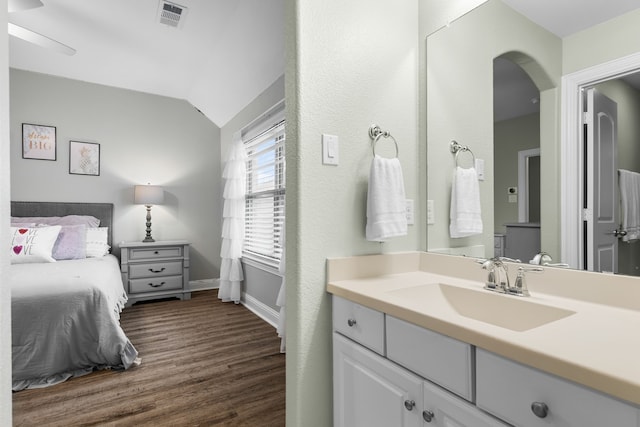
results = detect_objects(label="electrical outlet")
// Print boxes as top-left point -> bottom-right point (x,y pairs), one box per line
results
406,199 -> 414,225
427,200 -> 435,224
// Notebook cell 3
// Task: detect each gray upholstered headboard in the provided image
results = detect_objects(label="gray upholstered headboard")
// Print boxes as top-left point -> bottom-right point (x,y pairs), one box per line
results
10,201 -> 114,247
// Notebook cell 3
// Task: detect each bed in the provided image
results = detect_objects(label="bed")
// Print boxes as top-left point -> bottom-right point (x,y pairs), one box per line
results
10,201 -> 139,391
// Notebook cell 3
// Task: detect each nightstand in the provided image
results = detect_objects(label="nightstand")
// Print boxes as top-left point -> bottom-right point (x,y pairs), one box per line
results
119,240 -> 190,306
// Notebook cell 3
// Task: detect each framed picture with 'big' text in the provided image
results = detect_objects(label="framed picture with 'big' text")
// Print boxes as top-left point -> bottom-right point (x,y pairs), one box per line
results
22,123 -> 56,161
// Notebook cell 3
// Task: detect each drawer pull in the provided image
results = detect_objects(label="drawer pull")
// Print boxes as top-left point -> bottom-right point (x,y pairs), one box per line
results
531,402 -> 549,418
148,281 -> 166,288
149,267 -> 166,273
403,400 -> 415,411
422,410 -> 435,423
347,318 -> 357,327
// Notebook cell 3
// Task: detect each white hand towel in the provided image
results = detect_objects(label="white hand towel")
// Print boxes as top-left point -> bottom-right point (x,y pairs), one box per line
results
366,155 -> 408,242
618,169 -> 640,242
449,166 -> 483,238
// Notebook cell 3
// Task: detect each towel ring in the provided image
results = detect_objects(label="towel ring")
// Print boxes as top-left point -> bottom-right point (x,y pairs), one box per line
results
450,140 -> 475,167
372,133 -> 399,158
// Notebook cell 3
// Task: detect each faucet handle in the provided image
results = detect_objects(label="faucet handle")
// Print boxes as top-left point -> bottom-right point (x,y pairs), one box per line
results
511,266 -> 543,297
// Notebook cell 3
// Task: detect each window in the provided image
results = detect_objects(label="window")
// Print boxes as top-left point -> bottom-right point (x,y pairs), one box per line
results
243,117 -> 285,268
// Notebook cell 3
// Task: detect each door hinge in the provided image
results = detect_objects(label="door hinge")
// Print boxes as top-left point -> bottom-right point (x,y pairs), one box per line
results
582,208 -> 592,222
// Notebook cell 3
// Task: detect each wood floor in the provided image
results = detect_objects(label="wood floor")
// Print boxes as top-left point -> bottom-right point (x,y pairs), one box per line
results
12,290 -> 286,426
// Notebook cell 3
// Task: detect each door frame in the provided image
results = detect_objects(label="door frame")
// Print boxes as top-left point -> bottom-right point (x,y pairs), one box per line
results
561,51 -> 640,269
518,148 -> 540,223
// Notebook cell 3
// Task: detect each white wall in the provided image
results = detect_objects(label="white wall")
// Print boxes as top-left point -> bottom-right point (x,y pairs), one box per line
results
0,0 -> 12,423
10,69 -> 221,280
563,8 -> 640,75
286,0 -> 420,425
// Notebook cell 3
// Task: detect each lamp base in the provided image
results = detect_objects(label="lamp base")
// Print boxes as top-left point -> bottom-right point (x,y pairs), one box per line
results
142,205 -> 156,243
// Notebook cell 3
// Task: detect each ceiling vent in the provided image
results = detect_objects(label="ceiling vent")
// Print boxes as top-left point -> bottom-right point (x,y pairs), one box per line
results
157,1 -> 188,29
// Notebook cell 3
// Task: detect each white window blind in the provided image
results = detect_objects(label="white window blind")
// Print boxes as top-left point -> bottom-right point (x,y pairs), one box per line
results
243,119 -> 285,268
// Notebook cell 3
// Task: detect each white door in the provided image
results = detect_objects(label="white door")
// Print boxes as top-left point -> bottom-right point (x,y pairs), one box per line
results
333,333 -> 423,427
585,88 -> 618,272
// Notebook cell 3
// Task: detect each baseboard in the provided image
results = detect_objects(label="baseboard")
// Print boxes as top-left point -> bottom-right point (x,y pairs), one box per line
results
189,278 -> 279,329
188,278 -> 220,292
241,292 -> 279,329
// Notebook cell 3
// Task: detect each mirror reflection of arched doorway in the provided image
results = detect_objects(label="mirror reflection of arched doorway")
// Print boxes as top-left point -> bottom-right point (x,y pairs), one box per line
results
493,55 -> 541,261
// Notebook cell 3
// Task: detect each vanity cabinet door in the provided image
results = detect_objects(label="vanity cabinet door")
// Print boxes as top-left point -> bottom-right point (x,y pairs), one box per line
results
422,380 -> 508,427
476,349 -> 640,427
333,332 -> 422,427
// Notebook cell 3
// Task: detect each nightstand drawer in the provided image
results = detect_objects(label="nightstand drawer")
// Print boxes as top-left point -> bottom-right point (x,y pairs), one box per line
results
129,260 -> 183,278
129,275 -> 183,293
129,246 -> 183,260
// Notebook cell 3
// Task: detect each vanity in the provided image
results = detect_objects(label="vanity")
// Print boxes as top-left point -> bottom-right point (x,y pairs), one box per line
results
327,252 -> 640,426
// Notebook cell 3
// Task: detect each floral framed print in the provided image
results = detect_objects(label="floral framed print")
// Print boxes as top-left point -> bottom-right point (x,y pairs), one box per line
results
69,141 -> 100,176
22,123 -> 56,160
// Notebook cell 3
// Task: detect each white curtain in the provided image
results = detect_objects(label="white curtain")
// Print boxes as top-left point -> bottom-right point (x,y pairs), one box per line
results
276,236 -> 286,353
219,131 -> 246,303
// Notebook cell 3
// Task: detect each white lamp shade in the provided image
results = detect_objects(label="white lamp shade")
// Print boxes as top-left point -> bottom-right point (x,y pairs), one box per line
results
134,185 -> 164,205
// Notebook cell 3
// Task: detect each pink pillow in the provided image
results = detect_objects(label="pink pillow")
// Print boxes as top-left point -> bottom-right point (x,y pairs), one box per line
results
10,226 -> 61,264
52,224 -> 87,260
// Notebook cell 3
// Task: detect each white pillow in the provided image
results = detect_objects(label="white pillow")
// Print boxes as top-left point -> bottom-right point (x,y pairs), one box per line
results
86,227 -> 110,257
10,225 -> 61,264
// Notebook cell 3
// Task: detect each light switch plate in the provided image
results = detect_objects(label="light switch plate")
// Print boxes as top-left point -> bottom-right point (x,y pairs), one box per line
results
322,134 -> 339,165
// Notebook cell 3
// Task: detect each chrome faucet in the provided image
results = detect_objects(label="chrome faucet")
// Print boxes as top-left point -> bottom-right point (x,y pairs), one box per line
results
479,257 -> 516,293
478,257 -> 542,296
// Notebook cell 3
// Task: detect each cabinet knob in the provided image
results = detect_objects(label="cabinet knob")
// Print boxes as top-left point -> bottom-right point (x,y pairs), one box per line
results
347,318 -> 357,327
154,250 -> 159,254
531,402 -> 549,418
422,410 -> 435,423
403,400 -> 415,411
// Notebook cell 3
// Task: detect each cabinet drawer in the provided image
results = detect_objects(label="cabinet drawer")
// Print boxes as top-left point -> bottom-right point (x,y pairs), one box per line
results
129,275 -> 183,293
129,260 -> 183,278
386,316 -> 474,401
333,296 -> 385,355
129,246 -> 183,260
476,349 -> 640,427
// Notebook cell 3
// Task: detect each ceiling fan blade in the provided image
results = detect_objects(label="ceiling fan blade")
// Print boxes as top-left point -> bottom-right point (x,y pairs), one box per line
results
8,23 -> 76,56
8,0 -> 44,13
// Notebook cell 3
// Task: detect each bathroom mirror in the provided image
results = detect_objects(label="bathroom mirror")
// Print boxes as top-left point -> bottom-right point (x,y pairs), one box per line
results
426,0 -> 640,275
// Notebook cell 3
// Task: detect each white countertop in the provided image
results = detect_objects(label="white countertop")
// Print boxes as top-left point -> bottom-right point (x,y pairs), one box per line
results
326,252 -> 640,406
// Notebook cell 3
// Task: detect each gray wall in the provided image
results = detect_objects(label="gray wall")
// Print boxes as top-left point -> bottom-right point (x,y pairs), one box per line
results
220,75 -> 285,311
493,112 -> 540,234
9,69 -> 222,280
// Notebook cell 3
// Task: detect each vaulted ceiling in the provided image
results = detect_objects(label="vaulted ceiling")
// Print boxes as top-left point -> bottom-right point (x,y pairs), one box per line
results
8,0 -> 285,127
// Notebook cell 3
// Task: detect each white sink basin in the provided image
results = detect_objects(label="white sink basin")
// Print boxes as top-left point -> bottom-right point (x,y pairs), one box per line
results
387,283 -> 575,332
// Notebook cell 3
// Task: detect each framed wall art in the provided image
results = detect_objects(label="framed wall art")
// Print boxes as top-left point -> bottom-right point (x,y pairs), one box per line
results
22,123 -> 56,160
69,141 -> 100,176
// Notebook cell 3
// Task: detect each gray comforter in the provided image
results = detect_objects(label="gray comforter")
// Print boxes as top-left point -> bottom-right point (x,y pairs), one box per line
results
11,255 -> 139,390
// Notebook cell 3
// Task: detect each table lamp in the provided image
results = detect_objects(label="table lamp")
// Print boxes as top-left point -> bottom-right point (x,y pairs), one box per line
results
134,184 -> 164,242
